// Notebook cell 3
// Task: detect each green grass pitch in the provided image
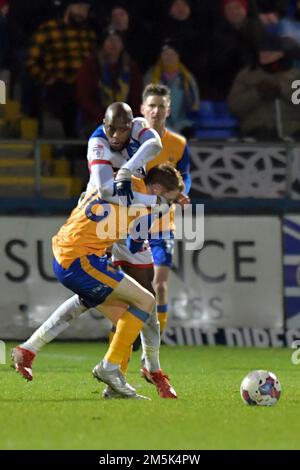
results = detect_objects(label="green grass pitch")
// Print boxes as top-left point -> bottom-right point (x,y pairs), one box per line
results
1,342 -> 299,450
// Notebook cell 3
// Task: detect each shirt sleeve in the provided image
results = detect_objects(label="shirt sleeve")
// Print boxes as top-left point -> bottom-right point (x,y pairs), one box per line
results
87,137 -> 114,196
87,136 -> 159,205
121,118 -> 162,173
176,143 -> 192,195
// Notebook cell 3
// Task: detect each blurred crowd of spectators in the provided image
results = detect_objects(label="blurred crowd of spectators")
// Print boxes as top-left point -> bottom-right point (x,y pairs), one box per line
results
2,0 -> 300,140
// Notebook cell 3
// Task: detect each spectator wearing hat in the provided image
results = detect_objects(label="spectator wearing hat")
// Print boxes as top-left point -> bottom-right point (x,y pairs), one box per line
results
144,41 -> 199,137
228,36 -> 300,139
26,0 -> 96,137
76,28 -> 142,136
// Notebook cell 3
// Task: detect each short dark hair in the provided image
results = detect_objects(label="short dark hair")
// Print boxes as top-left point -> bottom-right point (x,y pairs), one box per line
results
142,84 -> 171,103
144,163 -> 184,193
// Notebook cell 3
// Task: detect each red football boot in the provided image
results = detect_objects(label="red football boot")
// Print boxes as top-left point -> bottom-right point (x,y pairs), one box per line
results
12,346 -> 35,381
141,367 -> 177,398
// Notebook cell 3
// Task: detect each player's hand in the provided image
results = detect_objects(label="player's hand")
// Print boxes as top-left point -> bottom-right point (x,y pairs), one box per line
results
177,192 -> 190,207
114,168 -> 134,206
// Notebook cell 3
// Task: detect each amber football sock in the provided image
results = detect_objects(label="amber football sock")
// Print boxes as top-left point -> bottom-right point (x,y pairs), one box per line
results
157,304 -> 168,334
105,306 -> 149,366
108,325 -> 132,374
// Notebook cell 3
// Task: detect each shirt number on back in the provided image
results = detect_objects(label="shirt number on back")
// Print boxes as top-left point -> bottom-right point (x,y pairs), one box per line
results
85,199 -> 111,223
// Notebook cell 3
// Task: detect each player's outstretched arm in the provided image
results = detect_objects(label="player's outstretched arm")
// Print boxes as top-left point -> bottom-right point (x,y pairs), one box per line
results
114,121 -> 162,205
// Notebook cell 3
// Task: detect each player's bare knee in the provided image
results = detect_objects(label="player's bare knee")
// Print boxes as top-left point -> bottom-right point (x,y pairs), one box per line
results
140,291 -> 155,313
145,293 -> 155,313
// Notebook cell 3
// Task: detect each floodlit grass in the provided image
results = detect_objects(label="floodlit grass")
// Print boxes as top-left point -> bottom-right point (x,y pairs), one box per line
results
0,342 -> 299,449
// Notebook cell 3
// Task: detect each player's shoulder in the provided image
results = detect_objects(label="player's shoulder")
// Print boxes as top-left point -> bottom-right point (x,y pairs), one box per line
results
131,117 -> 149,137
89,123 -> 106,140
87,127 -> 111,161
164,128 -> 187,146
